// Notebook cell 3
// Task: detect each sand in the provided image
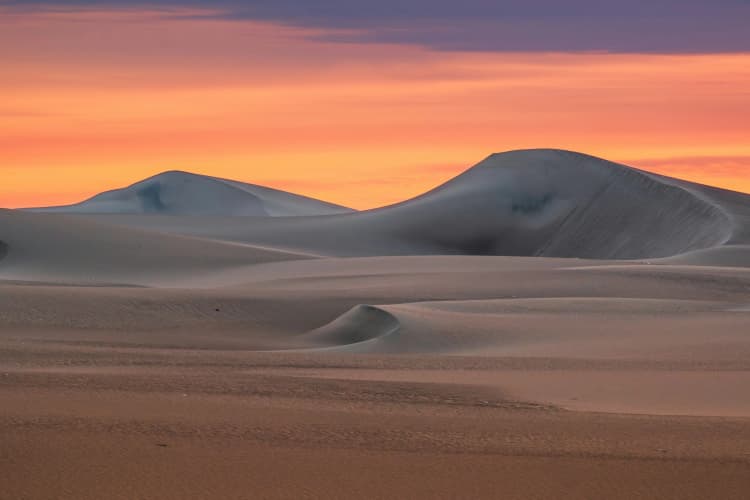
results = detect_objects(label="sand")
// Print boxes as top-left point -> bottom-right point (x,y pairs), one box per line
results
2,149 -> 750,498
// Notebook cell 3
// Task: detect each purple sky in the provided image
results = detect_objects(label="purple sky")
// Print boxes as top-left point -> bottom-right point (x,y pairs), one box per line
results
4,0 -> 749,52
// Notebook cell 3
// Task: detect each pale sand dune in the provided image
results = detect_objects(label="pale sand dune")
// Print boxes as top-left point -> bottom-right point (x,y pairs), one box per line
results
2,149 -> 750,498
61,149 -> 749,261
26,170 -> 353,216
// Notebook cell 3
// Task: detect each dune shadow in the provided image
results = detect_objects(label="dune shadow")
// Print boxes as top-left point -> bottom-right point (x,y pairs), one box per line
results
0,241 -> 8,261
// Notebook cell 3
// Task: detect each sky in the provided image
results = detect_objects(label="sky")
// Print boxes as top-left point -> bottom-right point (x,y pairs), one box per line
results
1,1 -> 749,209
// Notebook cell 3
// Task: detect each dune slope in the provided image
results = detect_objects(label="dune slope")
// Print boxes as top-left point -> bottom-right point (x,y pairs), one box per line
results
371,149 -> 738,259
0,210 -> 312,286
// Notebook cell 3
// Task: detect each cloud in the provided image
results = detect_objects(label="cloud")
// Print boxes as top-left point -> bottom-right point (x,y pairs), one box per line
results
2,0 -> 750,53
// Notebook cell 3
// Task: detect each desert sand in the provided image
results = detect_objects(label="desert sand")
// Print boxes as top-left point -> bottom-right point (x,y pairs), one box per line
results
2,149 -> 750,499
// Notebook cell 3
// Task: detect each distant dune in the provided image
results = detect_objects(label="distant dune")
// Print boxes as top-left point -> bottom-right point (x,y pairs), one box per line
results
56,149 -> 749,262
26,170 -> 354,217
3,147 -> 750,305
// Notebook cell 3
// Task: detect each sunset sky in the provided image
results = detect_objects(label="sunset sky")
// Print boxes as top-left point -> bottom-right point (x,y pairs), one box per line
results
2,1 -> 749,209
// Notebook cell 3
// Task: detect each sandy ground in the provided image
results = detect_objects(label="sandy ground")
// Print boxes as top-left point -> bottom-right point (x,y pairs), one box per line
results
2,356 -> 750,499
2,255 -> 750,499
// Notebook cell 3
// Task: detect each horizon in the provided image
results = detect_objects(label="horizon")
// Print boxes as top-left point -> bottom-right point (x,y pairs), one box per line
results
2,1 -> 749,209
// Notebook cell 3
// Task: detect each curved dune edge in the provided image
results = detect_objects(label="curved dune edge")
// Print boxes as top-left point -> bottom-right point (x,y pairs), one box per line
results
297,304 -> 401,352
288,296 -> 747,355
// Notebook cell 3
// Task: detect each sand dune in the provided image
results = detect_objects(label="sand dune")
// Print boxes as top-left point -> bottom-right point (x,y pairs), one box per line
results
3,150 -> 750,285
26,170 -> 353,217
300,304 -> 401,351
370,149 -> 738,259
68,150 -> 748,261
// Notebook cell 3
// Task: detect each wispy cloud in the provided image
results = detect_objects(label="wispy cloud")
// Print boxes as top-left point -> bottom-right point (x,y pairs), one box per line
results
3,0 -> 750,53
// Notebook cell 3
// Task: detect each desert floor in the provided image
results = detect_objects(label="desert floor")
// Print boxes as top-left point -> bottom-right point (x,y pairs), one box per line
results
2,254 -> 749,499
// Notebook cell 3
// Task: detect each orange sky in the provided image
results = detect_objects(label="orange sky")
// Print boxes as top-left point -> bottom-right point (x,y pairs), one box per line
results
1,8 -> 749,209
